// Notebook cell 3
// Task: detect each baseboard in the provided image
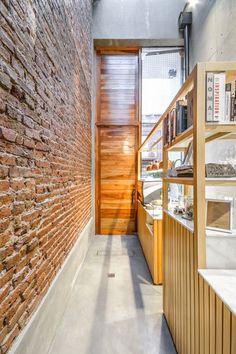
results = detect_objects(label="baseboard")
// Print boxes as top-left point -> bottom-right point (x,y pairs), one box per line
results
9,217 -> 94,354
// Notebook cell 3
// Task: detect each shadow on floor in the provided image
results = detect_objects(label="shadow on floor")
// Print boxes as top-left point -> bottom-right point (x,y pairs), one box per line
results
48,235 -> 176,354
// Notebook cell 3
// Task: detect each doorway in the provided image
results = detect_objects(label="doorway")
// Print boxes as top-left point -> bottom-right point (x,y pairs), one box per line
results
95,50 -> 139,235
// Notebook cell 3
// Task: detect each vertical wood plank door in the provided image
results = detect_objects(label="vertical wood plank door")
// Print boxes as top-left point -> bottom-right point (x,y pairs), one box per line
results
96,52 -> 139,235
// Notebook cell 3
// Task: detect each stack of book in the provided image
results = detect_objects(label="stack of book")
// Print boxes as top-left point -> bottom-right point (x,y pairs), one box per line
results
206,72 -> 236,122
163,99 -> 188,145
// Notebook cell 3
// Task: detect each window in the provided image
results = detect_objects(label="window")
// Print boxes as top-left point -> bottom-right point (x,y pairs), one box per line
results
141,48 -> 183,179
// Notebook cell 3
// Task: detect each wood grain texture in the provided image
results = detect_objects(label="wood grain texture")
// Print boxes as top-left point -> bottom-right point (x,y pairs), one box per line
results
164,212 -> 235,354
96,52 -> 139,235
137,201 -> 163,284
98,54 -> 138,125
97,126 -> 137,234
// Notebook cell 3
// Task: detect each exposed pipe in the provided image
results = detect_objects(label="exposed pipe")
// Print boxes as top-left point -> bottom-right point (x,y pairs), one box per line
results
184,25 -> 190,79
178,8 -> 192,80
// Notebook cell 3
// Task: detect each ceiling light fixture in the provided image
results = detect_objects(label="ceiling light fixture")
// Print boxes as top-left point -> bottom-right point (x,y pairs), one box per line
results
187,0 -> 198,7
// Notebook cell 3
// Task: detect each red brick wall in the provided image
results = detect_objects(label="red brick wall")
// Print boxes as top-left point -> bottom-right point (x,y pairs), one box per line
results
0,0 -> 92,352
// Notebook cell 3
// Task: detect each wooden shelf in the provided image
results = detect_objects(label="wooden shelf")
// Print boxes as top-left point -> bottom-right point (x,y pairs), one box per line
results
205,177 -> 236,185
145,169 -> 163,174
164,126 -> 193,151
164,123 -> 236,152
164,177 -> 236,186
163,177 -> 194,185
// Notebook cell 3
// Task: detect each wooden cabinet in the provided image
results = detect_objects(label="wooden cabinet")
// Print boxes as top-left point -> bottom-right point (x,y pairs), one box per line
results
137,201 -> 162,285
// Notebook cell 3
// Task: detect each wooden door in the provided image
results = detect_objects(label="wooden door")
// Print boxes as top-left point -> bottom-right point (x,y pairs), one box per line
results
96,51 -> 139,235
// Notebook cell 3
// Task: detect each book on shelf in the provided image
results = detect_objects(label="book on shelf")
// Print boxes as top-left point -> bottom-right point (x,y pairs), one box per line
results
225,83 -> 231,122
213,73 -> 225,122
176,99 -> 187,135
187,89 -> 194,128
206,72 -> 214,122
231,80 -> 236,121
163,115 -> 168,146
206,72 -> 236,122
170,108 -> 176,141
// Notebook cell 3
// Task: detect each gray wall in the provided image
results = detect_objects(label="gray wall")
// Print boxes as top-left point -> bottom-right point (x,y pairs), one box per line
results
93,0 -> 185,41
190,0 -> 236,68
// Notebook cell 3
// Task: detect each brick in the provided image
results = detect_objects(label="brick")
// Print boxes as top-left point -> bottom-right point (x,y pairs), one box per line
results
0,194 -> 12,206
0,219 -> 10,232
12,203 -> 25,216
0,324 -> 19,353
23,137 -> 35,149
0,166 -> 8,178
0,206 -> 12,218
6,105 -> 23,122
22,116 -> 34,129
0,154 -> 16,166
0,231 -> 12,248
3,253 -> 20,270
0,181 -> 9,192
0,127 -> 17,142
0,72 -> 11,91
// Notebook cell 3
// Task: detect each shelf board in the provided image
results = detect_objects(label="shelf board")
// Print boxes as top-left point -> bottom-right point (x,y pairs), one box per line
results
165,126 -> 193,151
164,123 -> 236,152
164,177 -> 236,186
163,177 -> 194,185
206,122 -> 236,132
145,169 -> 163,174
205,177 -> 236,186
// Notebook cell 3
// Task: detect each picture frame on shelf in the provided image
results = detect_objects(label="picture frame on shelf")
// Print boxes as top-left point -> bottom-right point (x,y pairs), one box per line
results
206,198 -> 233,233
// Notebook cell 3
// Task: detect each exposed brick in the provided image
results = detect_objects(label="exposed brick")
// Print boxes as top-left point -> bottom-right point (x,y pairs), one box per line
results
0,127 -> 17,142
0,0 -> 92,351
3,253 -> 20,270
0,181 -> 9,192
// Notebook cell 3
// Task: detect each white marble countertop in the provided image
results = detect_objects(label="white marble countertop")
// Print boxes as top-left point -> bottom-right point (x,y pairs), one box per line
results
198,269 -> 236,316
164,210 -> 236,238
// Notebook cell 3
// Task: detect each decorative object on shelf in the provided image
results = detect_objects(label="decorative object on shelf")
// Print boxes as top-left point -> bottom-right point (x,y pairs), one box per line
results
205,163 -> 236,177
169,164 -> 194,177
206,198 -> 233,233
152,160 -> 160,170
174,206 -> 185,215
182,197 -> 194,221
182,141 -> 193,166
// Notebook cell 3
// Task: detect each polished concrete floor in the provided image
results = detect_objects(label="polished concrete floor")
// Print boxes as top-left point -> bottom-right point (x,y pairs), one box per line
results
48,235 -> 176,354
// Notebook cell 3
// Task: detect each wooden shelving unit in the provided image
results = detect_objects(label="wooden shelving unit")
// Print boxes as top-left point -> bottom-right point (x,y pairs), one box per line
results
162,62 -> 236,265
161,62 -> 236,354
